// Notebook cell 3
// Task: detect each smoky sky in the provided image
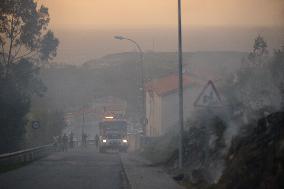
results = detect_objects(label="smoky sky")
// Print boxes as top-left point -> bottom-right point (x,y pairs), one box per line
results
38,0 -> 284,65
42,0 -> 284,29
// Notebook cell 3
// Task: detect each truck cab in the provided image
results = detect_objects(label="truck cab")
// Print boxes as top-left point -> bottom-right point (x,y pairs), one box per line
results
98,118 -> 128,152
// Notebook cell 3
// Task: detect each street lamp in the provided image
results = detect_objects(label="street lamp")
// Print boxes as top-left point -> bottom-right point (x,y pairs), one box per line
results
114,35 -> 146,134
114,36 -> 144,63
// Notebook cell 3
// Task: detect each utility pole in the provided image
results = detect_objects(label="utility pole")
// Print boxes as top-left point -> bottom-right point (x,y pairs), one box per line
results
177,0 -> 184,169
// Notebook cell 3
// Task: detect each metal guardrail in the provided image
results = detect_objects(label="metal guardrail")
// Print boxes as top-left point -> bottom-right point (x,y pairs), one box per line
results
0,144 -> 55,167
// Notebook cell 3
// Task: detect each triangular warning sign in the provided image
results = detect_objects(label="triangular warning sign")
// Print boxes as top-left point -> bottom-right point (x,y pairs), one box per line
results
194,80 -> 223,107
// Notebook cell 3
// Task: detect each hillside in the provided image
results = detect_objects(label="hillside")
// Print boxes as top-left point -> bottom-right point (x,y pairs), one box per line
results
34,51 -> 247,118
84,51 -> 247,80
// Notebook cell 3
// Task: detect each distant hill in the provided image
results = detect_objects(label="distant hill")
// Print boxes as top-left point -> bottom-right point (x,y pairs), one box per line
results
53,26 -> 283,65
83,51 -> 248,80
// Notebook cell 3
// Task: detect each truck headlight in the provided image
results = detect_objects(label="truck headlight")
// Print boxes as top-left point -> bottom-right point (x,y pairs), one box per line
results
102,139 -> 107,143
122,139 -> 128,143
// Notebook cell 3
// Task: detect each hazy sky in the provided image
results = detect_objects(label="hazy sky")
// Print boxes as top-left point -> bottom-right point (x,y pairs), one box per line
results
42,0 -> 284,29
37,0 -> 284,64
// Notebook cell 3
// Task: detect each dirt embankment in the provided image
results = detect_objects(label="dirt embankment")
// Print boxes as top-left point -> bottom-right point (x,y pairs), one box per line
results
141,112 -> 284,189
210,112 -> 284,189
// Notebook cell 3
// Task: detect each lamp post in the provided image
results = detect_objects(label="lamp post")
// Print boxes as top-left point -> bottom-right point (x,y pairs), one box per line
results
177,0 -> 184,169
114,36 -> 146,134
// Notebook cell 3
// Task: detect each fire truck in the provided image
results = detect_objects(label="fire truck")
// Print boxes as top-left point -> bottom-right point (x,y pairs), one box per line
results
98,116 -> 128,153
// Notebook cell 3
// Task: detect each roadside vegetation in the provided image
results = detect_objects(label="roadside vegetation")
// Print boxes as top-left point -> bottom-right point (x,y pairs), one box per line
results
0,0 -> 59,153
141,36 -> 284,189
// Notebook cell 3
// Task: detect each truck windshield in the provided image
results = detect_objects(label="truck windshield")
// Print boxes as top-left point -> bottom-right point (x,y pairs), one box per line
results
100,121 -> 126,129
107,134 -> 123,139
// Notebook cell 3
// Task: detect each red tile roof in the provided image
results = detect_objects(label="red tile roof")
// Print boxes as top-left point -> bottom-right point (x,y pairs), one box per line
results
145,74 -> 191,96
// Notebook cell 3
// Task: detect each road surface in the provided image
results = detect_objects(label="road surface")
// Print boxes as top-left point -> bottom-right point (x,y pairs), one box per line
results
0,147 -> 128,189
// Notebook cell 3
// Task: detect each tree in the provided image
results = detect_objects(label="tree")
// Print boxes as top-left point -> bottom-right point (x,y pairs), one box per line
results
270,46 -> 284,109
0,0 -> 59,75
0,0 -> 58,153
25,109 -> 66,147
247,35 -> 269,67
224,36 -> 281,125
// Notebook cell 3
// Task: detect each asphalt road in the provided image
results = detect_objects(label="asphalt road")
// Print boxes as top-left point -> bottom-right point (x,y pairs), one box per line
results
0,147 -> 127,189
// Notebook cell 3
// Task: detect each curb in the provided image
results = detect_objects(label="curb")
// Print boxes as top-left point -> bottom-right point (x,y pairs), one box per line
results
119,154 -> 132,189
120,153 -> 185,189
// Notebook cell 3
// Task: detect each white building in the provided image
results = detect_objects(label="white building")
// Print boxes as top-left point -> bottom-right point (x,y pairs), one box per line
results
145,74 -> 203,137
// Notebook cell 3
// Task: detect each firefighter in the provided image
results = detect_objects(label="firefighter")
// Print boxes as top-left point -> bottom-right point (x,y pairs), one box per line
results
69,132 -> 74,149
58,135 -> 63,151
95,134 -> 99,149
82,133 -> 87,148
62,134 -> 68,151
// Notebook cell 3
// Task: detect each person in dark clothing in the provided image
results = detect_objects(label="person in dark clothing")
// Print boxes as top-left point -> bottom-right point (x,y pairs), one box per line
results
62,134 -> 68,151
95,134 -> 99,149
82,133 -> 87,148
58,135 -> 63,151
69,132 -> 74,149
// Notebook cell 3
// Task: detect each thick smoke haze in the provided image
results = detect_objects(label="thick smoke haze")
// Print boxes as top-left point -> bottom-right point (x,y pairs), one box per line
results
43,0 -> 284,29
53,26 -> 283,65
40,0 -> 284,65
1,0 -> 284,188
